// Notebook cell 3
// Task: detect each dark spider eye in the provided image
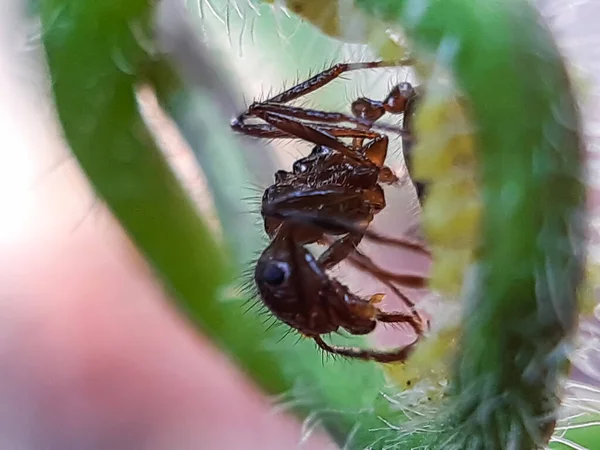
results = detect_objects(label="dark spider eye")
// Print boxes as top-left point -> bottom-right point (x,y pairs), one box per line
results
293,161 -> 308,173
261,262 -> 288,286
274,170 -> 289,183
398,81 -> 414,95
314,145 -> 330,156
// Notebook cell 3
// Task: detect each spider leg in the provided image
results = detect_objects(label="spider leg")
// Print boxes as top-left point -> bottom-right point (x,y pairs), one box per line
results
248,109 -> 405,171
262,207 -> 430,257
236,109 -> 400,184
231,118 -> 380,141
347,257 -> 427,335
248,103 -> 410,138
376,309 -> 427,338
247,111 -> 363,163
232,59 -> 414,142
343,247 -> 428,333
347,81 -> 426,203
250,105 -> 398,172
317,233 -> 365,270
267,59 -> 414,105
328,240 -> 427,291
312,335 -> 418,364
229,121 -> 298,139
316,185 -> 390,270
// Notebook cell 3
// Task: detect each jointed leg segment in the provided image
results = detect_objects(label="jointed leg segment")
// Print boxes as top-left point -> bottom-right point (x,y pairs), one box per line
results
313,335 -> 419,363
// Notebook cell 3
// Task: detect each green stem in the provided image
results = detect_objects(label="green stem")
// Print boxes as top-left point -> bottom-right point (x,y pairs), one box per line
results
354,0 -> 586,447
39,0 -> 288,394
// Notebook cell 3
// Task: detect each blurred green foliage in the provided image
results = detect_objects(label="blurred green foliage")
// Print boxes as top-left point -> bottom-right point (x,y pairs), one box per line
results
355,0 -> 589,447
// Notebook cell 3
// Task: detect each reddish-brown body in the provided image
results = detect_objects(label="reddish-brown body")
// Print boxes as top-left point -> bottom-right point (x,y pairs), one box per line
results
232,60 -> 429,363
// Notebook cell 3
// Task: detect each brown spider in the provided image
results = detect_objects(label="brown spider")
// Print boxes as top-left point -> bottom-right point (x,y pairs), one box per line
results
231,60 -> 429,363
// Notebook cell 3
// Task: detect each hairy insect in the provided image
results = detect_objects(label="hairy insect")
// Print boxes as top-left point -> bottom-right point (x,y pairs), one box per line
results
231,60 -> 429,363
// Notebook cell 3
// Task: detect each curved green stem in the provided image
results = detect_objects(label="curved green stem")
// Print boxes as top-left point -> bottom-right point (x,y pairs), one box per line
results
39,0 -> 289,395
354,0 -> 586,447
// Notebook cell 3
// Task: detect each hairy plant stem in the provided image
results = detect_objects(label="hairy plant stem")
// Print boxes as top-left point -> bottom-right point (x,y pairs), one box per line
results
354,0 -> 586,447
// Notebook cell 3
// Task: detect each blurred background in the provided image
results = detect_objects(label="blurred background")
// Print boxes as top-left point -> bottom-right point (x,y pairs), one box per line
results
1,0 -> 600,448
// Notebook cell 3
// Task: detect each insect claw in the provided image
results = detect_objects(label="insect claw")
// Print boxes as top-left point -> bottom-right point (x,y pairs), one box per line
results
369,293 -> 386,304
379,167 -> 399,184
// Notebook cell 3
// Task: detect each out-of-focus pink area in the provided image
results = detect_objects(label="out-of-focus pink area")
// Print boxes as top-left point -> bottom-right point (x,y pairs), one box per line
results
0,3 -> 337,449
0,230 -> 338,450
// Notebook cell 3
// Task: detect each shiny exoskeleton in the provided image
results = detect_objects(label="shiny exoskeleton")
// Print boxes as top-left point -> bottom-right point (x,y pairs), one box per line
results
232,60 -> 429,363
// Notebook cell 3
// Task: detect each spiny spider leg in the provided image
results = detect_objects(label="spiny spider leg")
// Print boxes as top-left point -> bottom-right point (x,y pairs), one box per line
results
317,233 -> 365,270
317,234 -> 428,333
235,108 -> 400,172
235,112 -> 398,184
369,277 -> 425,335
318,234 -> 427,333
313,335 -> 418,364
246,103 -> 413,138
229,123 -> 291,139
232,59 -> 415,154
230,122 -> 380,140
320,237 -> 427,291
318,126 -> 379,139
342,78 -> 426,203
343,248 -> 428,333
243,111 -> 367,164
267,59 -> 413,105
262,207 -> 430,257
